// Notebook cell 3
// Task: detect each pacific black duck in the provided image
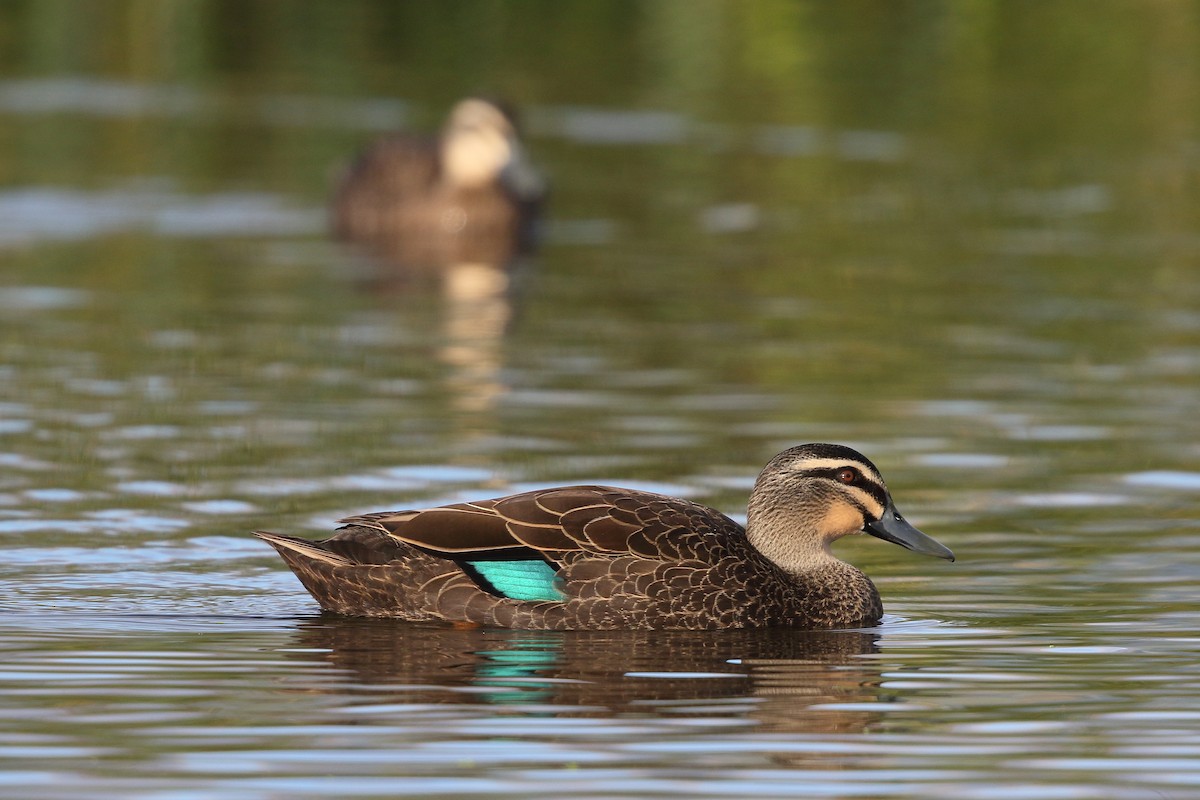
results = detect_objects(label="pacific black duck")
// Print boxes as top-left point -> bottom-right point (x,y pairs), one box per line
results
331,97 -> 545,270
256,443 -> 954,630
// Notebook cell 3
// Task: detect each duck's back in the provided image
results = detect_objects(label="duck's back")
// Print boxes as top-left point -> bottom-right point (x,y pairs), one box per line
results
331,134 -> 438,242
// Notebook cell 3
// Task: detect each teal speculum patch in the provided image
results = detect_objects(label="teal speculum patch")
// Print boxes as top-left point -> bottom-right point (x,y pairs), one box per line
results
466,560 -> 565,601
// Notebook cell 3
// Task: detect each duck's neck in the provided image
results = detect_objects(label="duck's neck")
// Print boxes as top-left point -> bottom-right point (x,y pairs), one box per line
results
747,507 -> 881,625
746,494 -> 883,626
745,504 -> 843,575
440,131 -> 511,189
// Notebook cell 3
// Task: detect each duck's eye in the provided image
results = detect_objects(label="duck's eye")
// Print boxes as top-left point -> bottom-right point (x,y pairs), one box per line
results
836,468 -> 857,484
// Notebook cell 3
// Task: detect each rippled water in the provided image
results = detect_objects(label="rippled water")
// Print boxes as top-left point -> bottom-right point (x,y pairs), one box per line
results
3,3 -> 1200,798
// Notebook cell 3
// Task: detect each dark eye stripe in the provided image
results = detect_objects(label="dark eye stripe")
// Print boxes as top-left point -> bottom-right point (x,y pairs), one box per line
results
805,467 -> 889,509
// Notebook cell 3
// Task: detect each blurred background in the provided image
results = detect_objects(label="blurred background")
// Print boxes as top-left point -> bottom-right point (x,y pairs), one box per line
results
1,2 -> 1200,798
4,0 -> 1196,496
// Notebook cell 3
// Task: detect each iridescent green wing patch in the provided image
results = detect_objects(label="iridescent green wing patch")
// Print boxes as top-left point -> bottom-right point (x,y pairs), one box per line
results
466,560 -> 565,601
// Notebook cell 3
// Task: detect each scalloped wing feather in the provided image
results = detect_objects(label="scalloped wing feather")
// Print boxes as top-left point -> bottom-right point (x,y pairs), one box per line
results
342,486 -> 745,564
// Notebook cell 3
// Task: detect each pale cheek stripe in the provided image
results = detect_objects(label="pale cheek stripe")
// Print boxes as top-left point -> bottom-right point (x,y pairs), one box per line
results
791,457 -> 880,476
843,487 -> 885,519
794,459 -> 886,495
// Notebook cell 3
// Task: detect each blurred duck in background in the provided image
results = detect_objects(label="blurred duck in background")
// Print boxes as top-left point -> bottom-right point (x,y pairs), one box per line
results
331,97 -> 547,428
332,97 -> 546,273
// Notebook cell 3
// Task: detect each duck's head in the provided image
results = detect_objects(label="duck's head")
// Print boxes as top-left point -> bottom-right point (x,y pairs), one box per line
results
746,443 -> 954,572
440,98 -> 542,198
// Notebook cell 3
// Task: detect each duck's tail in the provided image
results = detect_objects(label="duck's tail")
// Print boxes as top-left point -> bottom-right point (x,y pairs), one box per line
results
254,528 -> 472,621
254,531 -> 353,567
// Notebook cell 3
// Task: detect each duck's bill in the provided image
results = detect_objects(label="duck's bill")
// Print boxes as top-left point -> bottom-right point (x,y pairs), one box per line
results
500,147 -> 546,199
864,503 -> 955,561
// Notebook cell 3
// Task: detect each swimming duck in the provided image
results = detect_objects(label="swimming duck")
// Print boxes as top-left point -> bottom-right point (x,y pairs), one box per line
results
256,443 -> 953,630
331,97 -> 545,270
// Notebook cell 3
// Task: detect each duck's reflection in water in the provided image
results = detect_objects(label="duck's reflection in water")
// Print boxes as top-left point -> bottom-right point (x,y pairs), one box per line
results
436,260 -> 522,417
287,618 -> 884,737
340,254 -> 529,437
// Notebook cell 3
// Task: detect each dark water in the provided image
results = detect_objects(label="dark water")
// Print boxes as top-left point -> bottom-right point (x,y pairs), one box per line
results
2,2 -> 1200,798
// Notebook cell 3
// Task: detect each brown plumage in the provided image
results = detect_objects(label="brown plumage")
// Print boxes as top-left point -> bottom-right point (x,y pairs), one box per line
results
331,97 -> 545,271
256,443 -> 954,630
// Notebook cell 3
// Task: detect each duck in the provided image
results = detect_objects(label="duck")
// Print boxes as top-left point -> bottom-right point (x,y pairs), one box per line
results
255,443 -> 954,630
331,97 -> 545,271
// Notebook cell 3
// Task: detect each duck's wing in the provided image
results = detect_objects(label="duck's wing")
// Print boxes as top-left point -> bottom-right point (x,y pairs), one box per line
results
338,485 -> 745,563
